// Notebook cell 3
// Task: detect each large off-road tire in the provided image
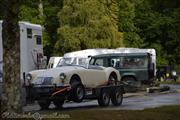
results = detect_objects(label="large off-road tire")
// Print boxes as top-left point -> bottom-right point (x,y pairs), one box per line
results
111,88 -> 123,106
122,76 -> 139,92
53,99 -> 64,109
98,89 -> 110,107
122,76 -> 137,86
37,99 -> 51,110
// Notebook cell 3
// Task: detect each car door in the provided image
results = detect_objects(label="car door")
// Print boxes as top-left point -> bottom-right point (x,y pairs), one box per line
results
81,67 -> 107,88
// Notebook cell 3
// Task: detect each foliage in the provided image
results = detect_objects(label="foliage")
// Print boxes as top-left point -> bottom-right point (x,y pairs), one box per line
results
18,0 -> 63,57
135,0 -> 180,65
19,0 -> 43,24
0,0 -> 180,65
0,0 -> 3,19
55,0 -> 123,54
117,0 -> 143,48
42,0 -> 63,57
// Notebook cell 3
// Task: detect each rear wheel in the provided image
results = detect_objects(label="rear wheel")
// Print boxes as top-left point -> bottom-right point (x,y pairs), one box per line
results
98,89 -> 110,107
37,99 -> 50,110
111,88 -> 123,106
70,76 -> 85,103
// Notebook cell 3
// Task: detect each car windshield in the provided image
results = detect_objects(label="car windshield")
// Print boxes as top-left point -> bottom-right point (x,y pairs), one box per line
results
57,57 -> 89,67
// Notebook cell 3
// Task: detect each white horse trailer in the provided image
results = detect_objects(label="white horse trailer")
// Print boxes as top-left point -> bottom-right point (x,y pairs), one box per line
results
0,21 -> 46,102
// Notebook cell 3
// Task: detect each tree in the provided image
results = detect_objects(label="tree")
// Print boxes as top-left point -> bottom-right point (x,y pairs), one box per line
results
1,0 -> 22,113
135,0 -> 180,65
19,0 -> 43,24
117,0 -> 143,48
18,0 -> 64,57
42,0 -> 63,57
0,0 -> 3,19
55,0 -> 123,55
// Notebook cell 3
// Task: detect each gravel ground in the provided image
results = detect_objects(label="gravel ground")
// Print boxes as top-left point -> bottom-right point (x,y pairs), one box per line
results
23,84 -> 180,112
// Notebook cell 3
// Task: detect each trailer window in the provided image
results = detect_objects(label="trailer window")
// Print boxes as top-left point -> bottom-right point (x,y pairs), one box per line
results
27,28 -> 32,38
36,36 -> 42,45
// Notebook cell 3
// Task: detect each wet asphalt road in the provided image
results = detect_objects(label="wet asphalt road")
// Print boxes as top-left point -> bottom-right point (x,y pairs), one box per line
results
23,84 -> 180,112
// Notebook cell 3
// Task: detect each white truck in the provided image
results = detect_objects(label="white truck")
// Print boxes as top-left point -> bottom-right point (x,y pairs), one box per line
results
0,21 -> 46,101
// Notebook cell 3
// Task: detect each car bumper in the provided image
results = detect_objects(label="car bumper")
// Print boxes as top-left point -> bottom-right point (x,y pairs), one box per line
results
26,84 -> 71,101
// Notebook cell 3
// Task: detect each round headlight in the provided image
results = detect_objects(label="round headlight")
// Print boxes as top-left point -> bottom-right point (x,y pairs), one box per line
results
59,73 -> 66,80
26,74 -> 32,81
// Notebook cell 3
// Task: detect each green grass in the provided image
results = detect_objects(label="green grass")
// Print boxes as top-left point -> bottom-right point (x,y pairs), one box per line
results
3,105 -> 180,120
40,105 -> 180,120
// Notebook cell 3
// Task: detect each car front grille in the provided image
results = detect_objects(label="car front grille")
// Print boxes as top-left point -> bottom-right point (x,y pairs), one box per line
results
32,77 -> 53,85
43,77 -> 53,85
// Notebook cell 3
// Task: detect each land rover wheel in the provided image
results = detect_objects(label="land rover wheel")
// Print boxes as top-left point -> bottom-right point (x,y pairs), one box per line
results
37,99 -> 50,110
111,88 -> 123,106
122,76 -> 139,92
98,89 -> 110,107
122,76 -> 136,86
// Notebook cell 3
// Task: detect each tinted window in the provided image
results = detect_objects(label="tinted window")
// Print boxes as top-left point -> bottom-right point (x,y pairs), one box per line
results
94,58 -> 104,66
91,56 -> 148,69
36,36 -> 42,45
27,28 -> 32,38
89,58 -> 95,65
122,56 -> 148,68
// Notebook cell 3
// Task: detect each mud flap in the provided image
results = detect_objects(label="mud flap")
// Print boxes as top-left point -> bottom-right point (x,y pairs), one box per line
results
25,85 -> 36,104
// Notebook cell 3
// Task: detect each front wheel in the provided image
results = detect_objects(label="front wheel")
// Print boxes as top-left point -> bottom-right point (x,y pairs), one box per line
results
37,99 -> 50,110
98,89 -> 110,107
70,84 -> 85,103
53,99 -> 64,109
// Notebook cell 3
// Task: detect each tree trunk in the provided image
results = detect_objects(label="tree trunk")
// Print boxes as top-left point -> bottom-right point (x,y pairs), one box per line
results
39,0 -> 44,21
1,0 -> 22,113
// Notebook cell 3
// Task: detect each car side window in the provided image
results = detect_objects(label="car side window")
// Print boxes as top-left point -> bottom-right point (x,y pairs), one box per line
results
122,56 -> 147,68
94,59 -> 104,66
89,58 -> 95,65
107,57 -> 121,68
